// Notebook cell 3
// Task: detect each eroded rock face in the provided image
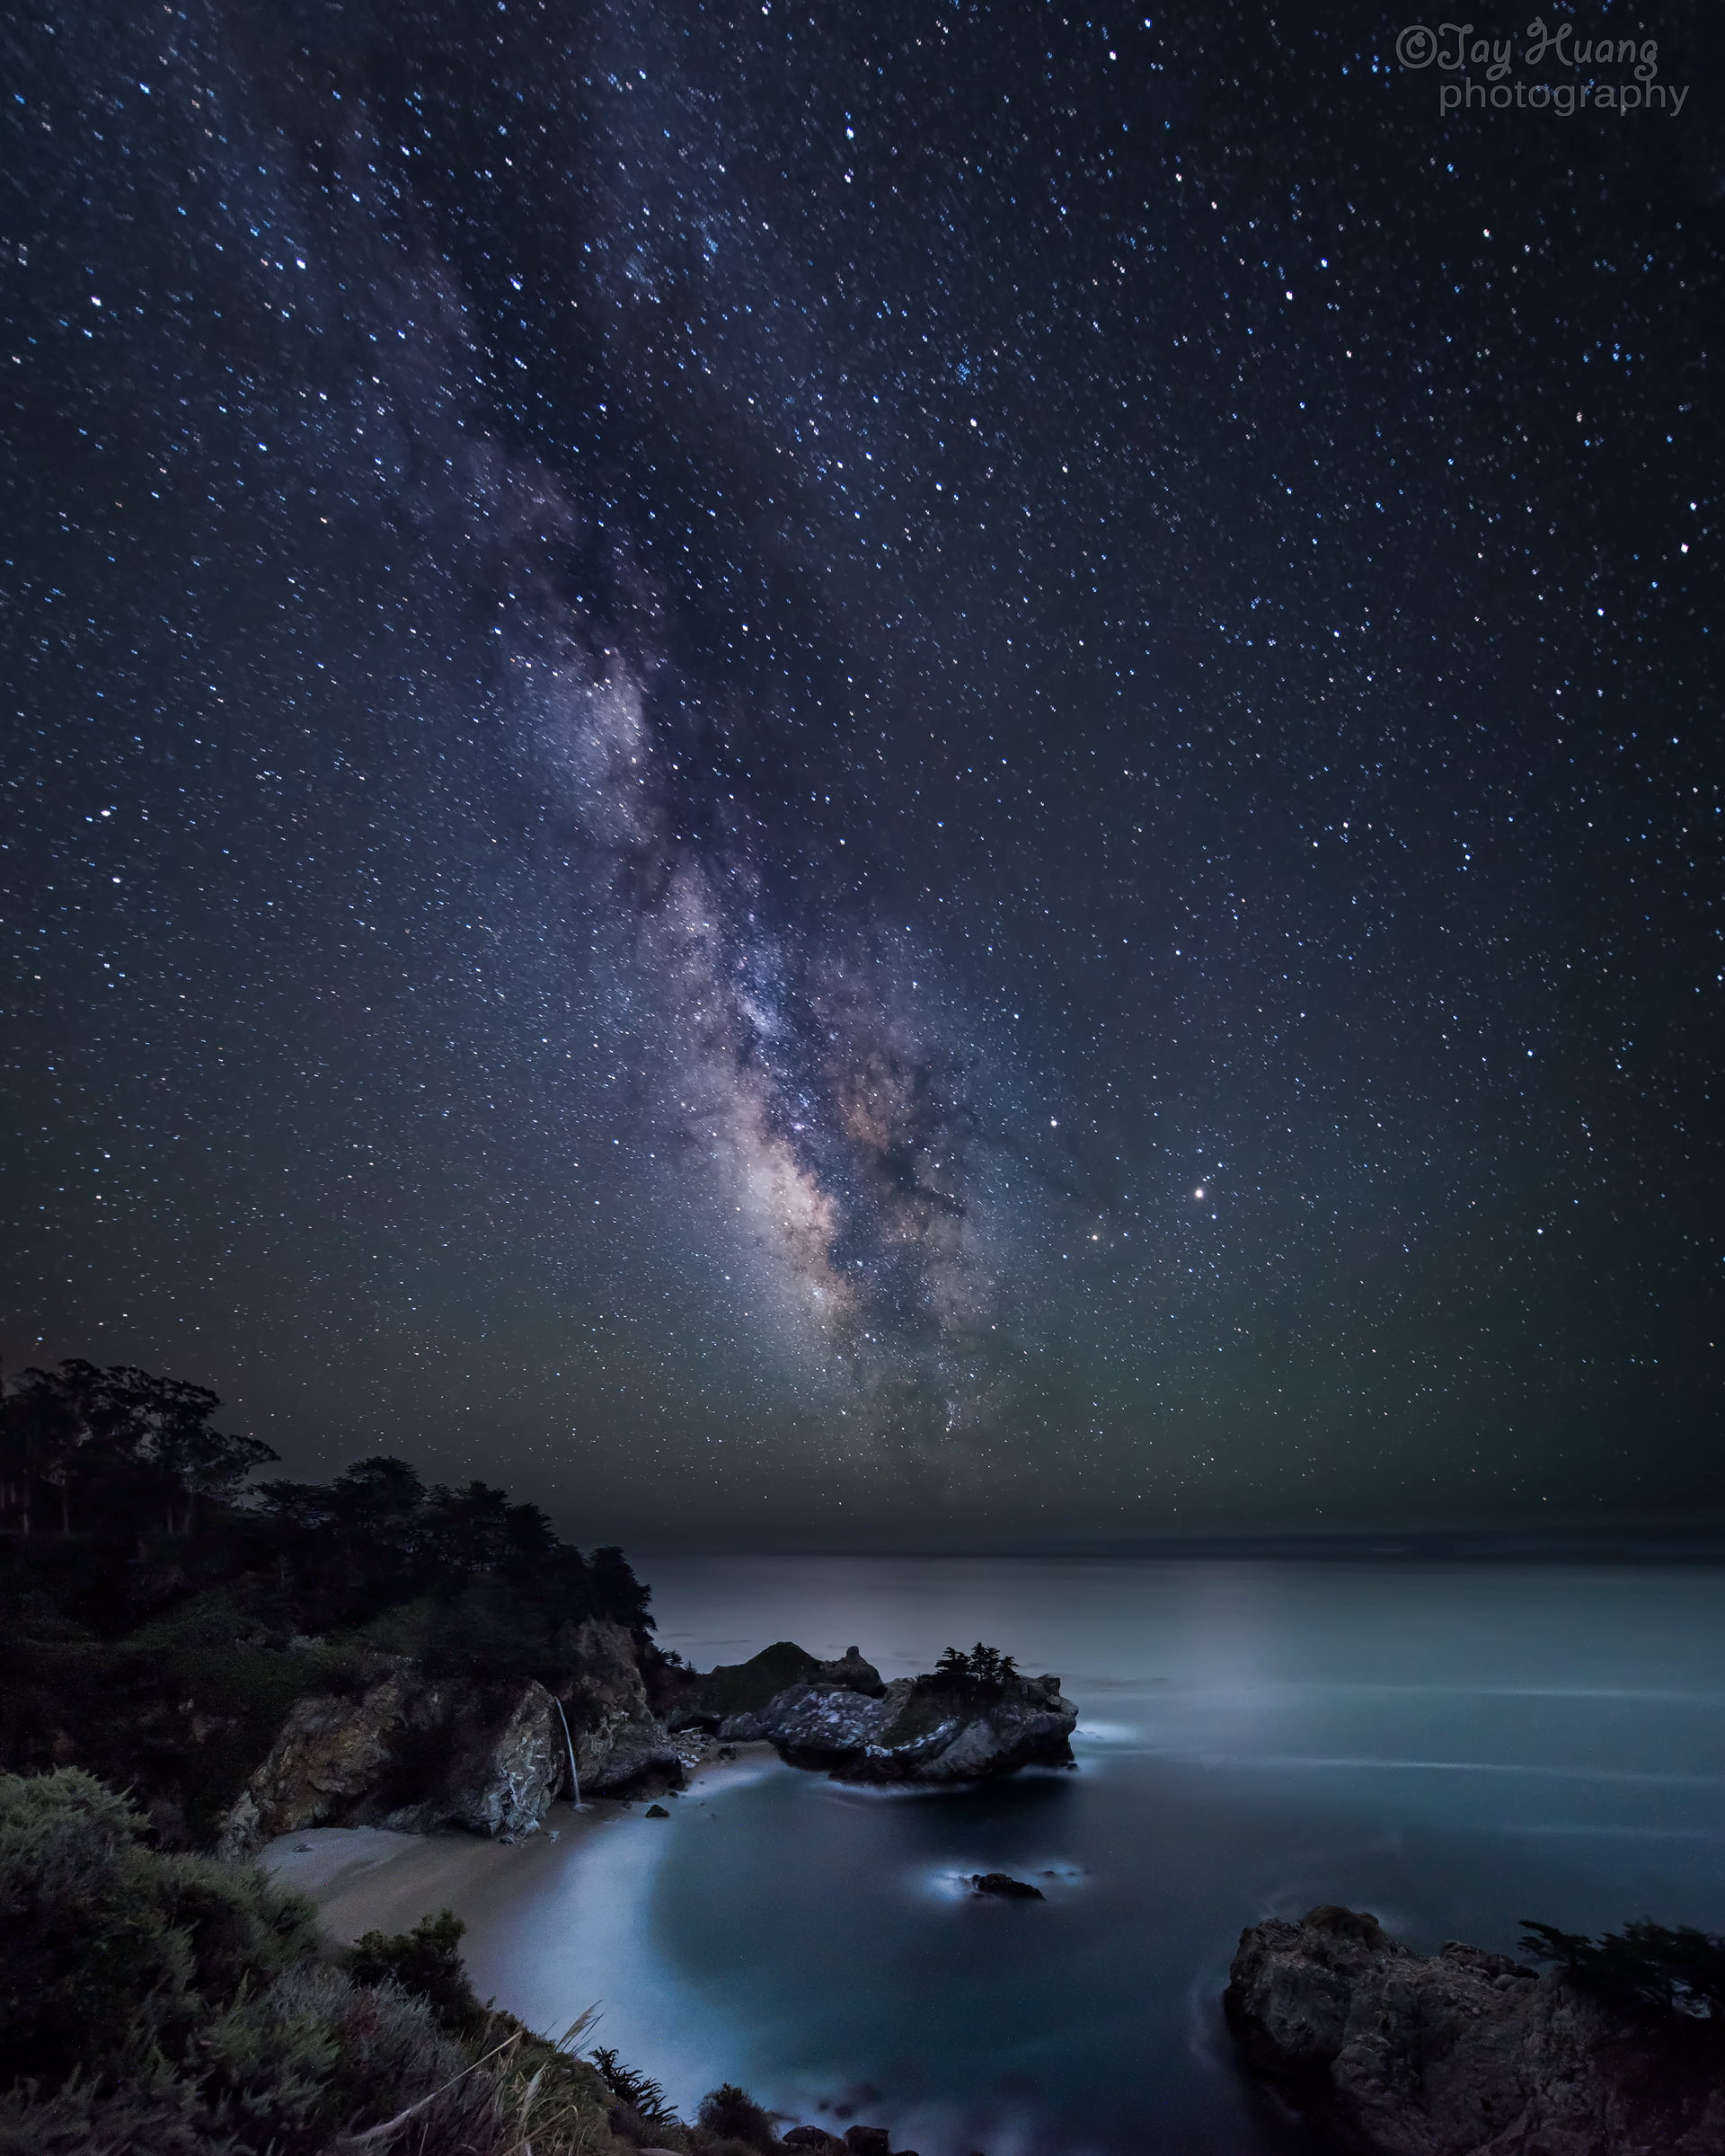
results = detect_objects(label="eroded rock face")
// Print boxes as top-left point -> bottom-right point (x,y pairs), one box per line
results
1225,1904 -> 1725,2156
814,1646 -> 885,1694
554,1616 -> 684,1794
217,1670 -> 414,1856
219,1617 -> 682,1856
721,1671 -> 1076,1783
218,1668 -> 562,1855
386,1678 -> 562,1840
653,1639 -> 825,1732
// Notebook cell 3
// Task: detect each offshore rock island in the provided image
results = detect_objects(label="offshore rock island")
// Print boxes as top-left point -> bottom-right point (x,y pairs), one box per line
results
698,1641 -> 1080,1783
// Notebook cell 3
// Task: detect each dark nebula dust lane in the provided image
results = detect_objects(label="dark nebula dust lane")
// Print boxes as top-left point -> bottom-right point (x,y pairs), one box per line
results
2,0 -> 1721,1540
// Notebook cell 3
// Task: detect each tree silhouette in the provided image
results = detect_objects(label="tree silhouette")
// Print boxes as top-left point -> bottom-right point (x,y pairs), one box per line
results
1519,1917 -> 1725,2020
928,1642 -> 1021,1694
0,1359 -> 277,1537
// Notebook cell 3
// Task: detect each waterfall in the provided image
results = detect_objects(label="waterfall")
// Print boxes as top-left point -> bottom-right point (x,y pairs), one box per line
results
553,1694 -> 584,1809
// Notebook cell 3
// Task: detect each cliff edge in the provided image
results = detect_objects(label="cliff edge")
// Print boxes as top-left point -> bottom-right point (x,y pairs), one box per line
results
1225,1904 -> 1725,2156
219,1615 -> 681,1855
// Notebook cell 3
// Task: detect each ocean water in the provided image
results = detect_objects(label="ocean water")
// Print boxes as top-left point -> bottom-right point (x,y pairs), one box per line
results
453,1558 -> 1725,2156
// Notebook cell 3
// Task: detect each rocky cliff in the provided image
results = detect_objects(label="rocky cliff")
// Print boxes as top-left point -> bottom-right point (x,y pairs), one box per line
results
1225,1904 -> 1725,2156
653,1639 -> 823,1729
219,1616 -> 681,1856
554,1614 -> 687,1793
720,1667 -> 1075,1782
654,1641 -> 886,1731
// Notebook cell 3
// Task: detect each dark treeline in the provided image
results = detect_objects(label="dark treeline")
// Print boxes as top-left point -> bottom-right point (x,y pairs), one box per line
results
0,1356 -> 653,1840
1,1357 -> 275,1542
927,1643 -> 1021,1694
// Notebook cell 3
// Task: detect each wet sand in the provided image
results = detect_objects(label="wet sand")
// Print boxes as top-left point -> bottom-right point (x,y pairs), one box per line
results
258,1743 -> 776,1948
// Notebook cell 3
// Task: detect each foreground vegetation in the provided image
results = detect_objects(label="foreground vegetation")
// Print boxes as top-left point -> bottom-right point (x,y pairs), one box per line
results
1,1356 -> 656,1842
0,1766 -> 791,2156
1518,1916 -> 1725,2023
0,1358 -> 828,2150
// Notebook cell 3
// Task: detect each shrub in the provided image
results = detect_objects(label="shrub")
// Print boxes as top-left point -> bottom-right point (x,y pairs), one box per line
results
590,2045 -> 678,2124
0,1768 -> 484,2153
0,1765 -> 201,2087
0,2079 -> 214,2154
697,2081 -> 779,2150
347,1909 -> 493,2044
1519,1916 -> 1725,2020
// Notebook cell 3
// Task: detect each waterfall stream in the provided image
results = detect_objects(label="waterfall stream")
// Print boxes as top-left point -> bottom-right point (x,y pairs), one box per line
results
553,1693 -> 584,1809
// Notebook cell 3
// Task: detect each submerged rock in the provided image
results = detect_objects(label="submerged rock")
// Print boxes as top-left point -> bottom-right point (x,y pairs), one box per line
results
1225,1904 -> 1725,2155
970,1871 -> 1043,1900
721,1668 -> 1076,1783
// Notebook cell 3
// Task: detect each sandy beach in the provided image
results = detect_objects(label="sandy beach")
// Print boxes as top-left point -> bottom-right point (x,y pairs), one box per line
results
258,1743 -> 778,1948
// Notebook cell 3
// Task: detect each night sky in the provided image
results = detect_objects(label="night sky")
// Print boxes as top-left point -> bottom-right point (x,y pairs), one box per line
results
4,0 -> 1721,1544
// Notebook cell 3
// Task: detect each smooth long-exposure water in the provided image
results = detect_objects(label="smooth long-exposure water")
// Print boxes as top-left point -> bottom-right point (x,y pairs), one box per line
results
453,1559 -> 1725,2155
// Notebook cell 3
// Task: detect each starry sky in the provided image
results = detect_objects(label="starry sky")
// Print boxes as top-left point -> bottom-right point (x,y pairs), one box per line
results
3,0 -> 1721,1545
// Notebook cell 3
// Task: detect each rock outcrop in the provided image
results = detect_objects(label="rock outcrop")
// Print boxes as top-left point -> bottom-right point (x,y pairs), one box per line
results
217,1668 -> 562,1855
813,1645 -> 886,1693
1225,1904 -> 1725,2156
554,1616 -> 685,1795
219,1617 -> 682,1856
720,1669 -> 1076,1782
655,1640 -> 888,1733
653,1639 -> 824,1731
971,1871 -> 1043,1900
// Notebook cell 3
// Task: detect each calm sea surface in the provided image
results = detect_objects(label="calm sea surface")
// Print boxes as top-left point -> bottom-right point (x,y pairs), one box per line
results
452,1558 -> 1725,2156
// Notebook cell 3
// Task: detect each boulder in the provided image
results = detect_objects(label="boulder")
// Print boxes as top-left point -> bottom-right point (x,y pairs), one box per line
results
721,1670 -> 1076,1783
1225,1904 -> 1725,2155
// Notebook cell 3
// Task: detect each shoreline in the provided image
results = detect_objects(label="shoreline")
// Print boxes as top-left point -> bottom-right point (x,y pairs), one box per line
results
259,1741 -> 779,1949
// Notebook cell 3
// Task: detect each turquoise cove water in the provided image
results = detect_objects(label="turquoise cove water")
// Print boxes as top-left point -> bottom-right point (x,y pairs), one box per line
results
454,1557 -> 1725,2155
